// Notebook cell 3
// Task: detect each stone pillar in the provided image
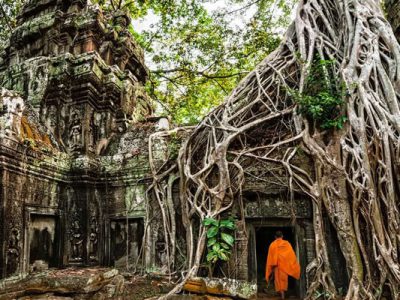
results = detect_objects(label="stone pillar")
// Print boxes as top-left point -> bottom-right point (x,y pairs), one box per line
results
304,220 -> 315,265
0,169 -> 4,279
1,171 -> 24,278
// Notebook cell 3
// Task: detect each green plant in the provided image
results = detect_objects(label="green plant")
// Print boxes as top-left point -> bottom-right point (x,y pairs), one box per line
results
292,56 -> 347,129
203,217 -> 236,267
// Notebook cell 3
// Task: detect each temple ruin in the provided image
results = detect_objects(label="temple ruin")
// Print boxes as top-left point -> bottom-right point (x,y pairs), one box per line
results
0,0 -> 351,298
0,0 -> 158,278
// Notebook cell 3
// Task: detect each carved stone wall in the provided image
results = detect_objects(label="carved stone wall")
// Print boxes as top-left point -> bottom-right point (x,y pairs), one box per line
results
0,0 -> 160,279
0,0 -> 153,156
0,125 -> 67,277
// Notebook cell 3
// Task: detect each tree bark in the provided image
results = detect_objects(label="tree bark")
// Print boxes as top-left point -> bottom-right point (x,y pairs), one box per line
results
172,0 -> 400,298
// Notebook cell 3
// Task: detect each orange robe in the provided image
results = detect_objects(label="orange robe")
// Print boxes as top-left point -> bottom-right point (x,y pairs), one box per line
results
265,238 -> 300,292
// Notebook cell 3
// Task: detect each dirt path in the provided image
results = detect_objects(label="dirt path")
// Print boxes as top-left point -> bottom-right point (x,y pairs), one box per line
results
257,292 -> 301,300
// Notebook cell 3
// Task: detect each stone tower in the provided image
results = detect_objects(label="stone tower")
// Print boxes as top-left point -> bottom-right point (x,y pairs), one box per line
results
0,0 -> 169,279
0,0 -> 153,155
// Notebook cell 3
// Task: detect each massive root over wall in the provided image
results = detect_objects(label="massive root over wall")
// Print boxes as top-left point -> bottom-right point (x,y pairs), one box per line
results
151,0 -> 400,299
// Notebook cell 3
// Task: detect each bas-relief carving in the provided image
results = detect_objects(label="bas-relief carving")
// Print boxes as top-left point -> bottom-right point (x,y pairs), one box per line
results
88,111 -> 95,152
89,199 -> 99,262
6,228 -> 20,276
89,216 -> 99,262
156,241 -> 168,272
70,219 -> 84,261
67,193 -> 84,262
244,197 -> 312,218
44,105 -> 57,133
26,61 -> 49,108
69,110 -> 82,151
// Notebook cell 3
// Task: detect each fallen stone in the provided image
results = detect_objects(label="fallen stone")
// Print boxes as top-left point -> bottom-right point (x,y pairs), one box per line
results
17,293 -> 74,300
0,268 -> 123,300
183,277 -> 257,299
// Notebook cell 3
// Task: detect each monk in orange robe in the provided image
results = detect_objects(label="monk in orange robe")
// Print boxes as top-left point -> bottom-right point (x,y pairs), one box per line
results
265,231 -> 300,299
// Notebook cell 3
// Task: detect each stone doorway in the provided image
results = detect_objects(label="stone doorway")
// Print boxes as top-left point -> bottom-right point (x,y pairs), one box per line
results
109,218 -> 144,268
255,226 -> 298,298
29,214 -> 60,270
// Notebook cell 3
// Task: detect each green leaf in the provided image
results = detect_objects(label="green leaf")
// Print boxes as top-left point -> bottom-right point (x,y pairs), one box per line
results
212,243 -> 221,252
203,217 -> 219,227
206,251 -> 218,263
207,237 -> 217,247
218,251 -> 229,261
221,232 -> 235,246
220,242 -> 230,250
220,219 -> 235,230
207,226 -> 219,238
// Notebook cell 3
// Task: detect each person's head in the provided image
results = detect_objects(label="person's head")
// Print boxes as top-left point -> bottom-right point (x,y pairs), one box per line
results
275,230 -> 283,239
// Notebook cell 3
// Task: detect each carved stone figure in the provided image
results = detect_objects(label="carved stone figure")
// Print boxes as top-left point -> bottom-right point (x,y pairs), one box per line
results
27,63 -> 49,108
69,112 -> 82,150
70,220 -> 83,260
6,228 -> 20,275
45,105 -> 57,133
89,216 -> 99,261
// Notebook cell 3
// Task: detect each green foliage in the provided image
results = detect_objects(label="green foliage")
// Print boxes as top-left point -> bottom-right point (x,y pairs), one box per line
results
0,0 -> 25,44
141,0 -> 295,124
203,217 -> 236,265
293,56 -> 347,129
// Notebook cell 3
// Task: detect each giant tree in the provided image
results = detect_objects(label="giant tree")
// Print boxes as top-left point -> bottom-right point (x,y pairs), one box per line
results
157,0 -> 400,299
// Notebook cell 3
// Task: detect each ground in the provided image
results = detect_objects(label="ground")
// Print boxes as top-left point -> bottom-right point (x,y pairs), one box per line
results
0,267 -> 301,299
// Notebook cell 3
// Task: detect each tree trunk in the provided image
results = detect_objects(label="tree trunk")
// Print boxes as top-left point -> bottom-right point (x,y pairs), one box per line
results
174,0 -> 400,299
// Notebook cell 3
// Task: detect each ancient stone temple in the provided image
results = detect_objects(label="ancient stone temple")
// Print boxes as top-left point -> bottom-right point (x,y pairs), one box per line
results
0,0 -> 165,279
0,1 -> 347,299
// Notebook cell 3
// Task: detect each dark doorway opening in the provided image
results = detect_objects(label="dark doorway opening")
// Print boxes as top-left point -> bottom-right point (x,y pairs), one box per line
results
29,215 -> 60,268
255,226 -> 298,298
110,218 -> 144,268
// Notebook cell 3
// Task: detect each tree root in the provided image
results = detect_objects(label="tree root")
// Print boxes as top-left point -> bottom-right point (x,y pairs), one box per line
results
147,0 -> 400,298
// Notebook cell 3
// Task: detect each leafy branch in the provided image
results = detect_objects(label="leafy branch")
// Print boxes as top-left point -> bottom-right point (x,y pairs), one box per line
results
203,217 -> 236,277
292,56 -> 347,129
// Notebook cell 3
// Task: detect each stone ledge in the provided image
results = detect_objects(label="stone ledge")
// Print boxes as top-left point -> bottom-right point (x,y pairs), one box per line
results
183,277 -> 257,299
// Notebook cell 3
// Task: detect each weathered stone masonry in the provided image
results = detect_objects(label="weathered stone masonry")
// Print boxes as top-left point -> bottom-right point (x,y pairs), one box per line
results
0,0 -> 161,278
